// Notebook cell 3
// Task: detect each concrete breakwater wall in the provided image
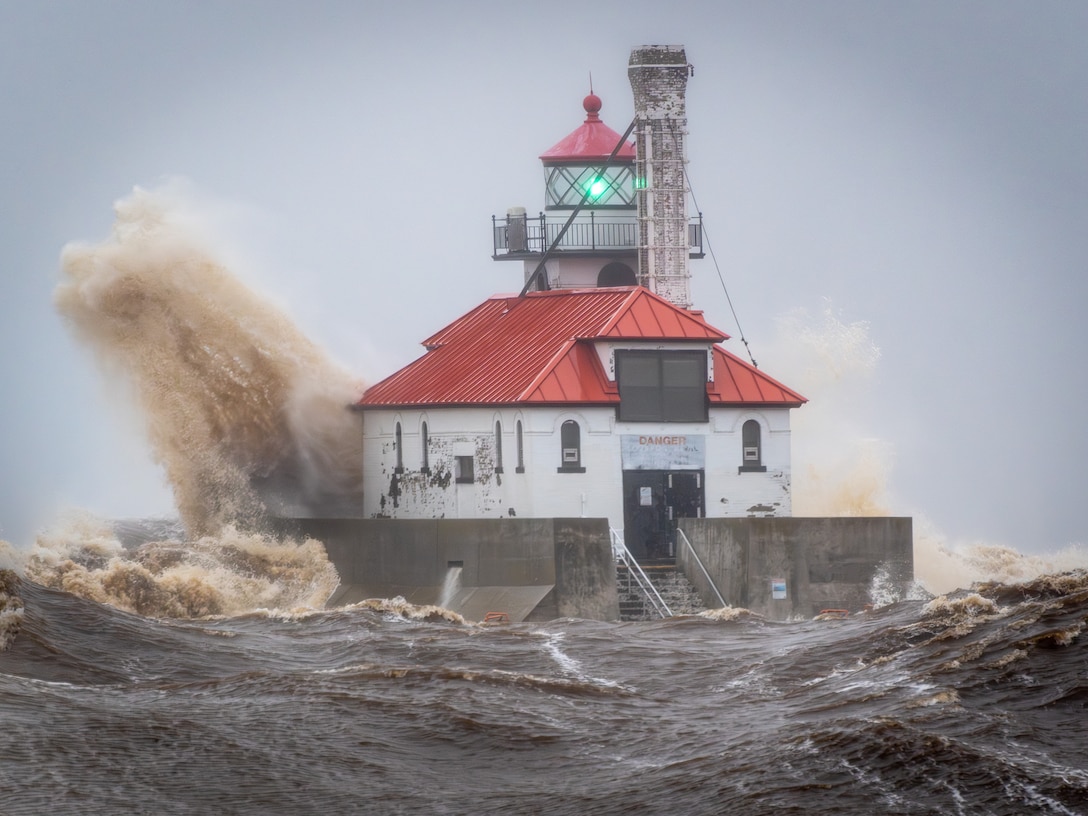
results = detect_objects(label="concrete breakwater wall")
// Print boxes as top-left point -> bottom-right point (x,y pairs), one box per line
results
278,516 -> 912,622
678,517 -> 914,621
279,517 -> 620,623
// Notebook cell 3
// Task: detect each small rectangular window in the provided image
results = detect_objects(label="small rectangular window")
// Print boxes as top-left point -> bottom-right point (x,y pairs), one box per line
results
455,455 -> 474,484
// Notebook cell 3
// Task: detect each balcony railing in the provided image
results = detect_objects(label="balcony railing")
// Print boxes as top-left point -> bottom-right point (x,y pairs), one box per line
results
492,212 -> 704,259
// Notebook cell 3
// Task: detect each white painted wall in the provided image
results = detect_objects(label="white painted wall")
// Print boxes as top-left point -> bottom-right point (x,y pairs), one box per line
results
360,403 -> 793,527
520,255 -> 636,290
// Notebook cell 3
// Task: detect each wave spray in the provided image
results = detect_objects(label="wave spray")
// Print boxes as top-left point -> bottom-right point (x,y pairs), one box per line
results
770,302 -> 1085,594
33,185 -> 365,616
54,185 -> 364,535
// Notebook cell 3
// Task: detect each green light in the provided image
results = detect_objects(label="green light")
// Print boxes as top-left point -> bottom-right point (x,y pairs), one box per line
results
586,176 -> 607,199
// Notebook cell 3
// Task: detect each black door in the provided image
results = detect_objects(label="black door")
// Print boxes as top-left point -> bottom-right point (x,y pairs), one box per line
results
622,470 -> 704,559
665,471 -> 704,555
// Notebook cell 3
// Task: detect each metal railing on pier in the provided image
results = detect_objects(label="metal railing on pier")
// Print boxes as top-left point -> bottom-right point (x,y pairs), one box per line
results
610,528 -> 672,619
675,528 -> 727,609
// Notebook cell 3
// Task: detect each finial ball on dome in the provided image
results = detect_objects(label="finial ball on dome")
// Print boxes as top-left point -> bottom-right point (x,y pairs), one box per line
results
583,93 -> 602,114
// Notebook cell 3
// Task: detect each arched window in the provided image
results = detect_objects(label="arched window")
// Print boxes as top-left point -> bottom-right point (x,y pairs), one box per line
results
420,421 -> 430,473
516,420 -> 525,473
394,421 -> 404,473
558,420 -> 585,473
739,419 -> 766,473
494,421 -> 504,473
597,261 -> 637,287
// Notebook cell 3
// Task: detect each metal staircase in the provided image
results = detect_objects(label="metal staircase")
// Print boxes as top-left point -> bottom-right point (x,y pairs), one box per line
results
610,530 -> 709,621
616,558 -> 707,621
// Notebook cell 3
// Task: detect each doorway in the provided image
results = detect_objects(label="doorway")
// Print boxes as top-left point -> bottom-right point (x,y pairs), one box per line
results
622,470 -> 705,559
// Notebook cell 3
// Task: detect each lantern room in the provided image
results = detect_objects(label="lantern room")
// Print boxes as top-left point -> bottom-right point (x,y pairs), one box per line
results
539,92 -> 636,210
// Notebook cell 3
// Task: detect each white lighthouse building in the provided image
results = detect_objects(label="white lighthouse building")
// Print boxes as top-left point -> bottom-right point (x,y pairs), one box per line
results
355,46 -> 806,558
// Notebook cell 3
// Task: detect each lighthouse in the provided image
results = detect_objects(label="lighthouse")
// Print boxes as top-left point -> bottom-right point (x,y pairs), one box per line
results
318,46 -> 913,622
356,54 -> 807,551
359,44 -> 806,543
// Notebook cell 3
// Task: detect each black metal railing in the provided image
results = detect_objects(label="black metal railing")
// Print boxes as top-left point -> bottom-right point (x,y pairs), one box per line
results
493,212 -> 704,258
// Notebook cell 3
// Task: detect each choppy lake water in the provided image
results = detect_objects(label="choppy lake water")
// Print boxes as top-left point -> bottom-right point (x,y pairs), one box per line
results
3,564 -> 1087,815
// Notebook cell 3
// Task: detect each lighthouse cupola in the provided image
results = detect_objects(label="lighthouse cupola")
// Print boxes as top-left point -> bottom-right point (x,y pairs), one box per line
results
491,85 -> 703,294
539,92 -> 637,211
492,92 -> 643,292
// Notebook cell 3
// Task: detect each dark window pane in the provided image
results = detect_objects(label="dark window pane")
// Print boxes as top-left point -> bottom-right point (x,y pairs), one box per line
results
742,420 -> 762,465
617,350 -> 707,422
662,355 -> 702,387
663,385 -> 707,421
623,354 -> 660,387
560,420 -> 581,467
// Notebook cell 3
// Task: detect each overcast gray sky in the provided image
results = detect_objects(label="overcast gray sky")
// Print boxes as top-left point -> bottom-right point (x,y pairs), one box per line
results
1,0 -> 1085,556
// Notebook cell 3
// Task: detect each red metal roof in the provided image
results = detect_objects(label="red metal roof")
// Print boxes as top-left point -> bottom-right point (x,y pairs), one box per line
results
710,346 -> 805,405
358,287 -> 806,409
539,94 -> 635,163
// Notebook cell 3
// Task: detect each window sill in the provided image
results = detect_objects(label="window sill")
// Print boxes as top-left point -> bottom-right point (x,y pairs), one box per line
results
515,466 -> 525,474
738,465 -> 767,474
557,466 -> 586,474
455,477 -> 474,484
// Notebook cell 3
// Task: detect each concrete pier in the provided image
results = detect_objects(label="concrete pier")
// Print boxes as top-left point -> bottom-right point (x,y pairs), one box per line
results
678,517 -> 914,620
281,517 -> 619,622
281,516 -> 913,622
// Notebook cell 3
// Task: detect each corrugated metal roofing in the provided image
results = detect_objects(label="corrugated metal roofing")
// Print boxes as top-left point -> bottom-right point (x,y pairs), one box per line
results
538,94 -> 636,163
358,287 -> 806,409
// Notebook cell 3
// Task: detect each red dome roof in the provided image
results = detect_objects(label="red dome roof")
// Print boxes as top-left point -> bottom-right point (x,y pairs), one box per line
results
539,94 -> 635,163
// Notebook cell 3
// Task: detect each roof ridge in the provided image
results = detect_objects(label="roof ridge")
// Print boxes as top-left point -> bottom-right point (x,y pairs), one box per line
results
593,287 -> 648,337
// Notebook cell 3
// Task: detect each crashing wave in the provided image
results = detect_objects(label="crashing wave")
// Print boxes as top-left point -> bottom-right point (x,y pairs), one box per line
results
344,595 -> 468,625
22,514 -> 339,619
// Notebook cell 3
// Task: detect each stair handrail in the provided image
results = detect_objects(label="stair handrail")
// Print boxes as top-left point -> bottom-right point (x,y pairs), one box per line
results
609,527 -> 627,560
675,528 -> 727,609
610,528 -> 673,618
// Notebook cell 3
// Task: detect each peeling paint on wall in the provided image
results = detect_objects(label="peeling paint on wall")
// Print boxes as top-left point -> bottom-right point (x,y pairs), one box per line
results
362,405 -> 795,526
